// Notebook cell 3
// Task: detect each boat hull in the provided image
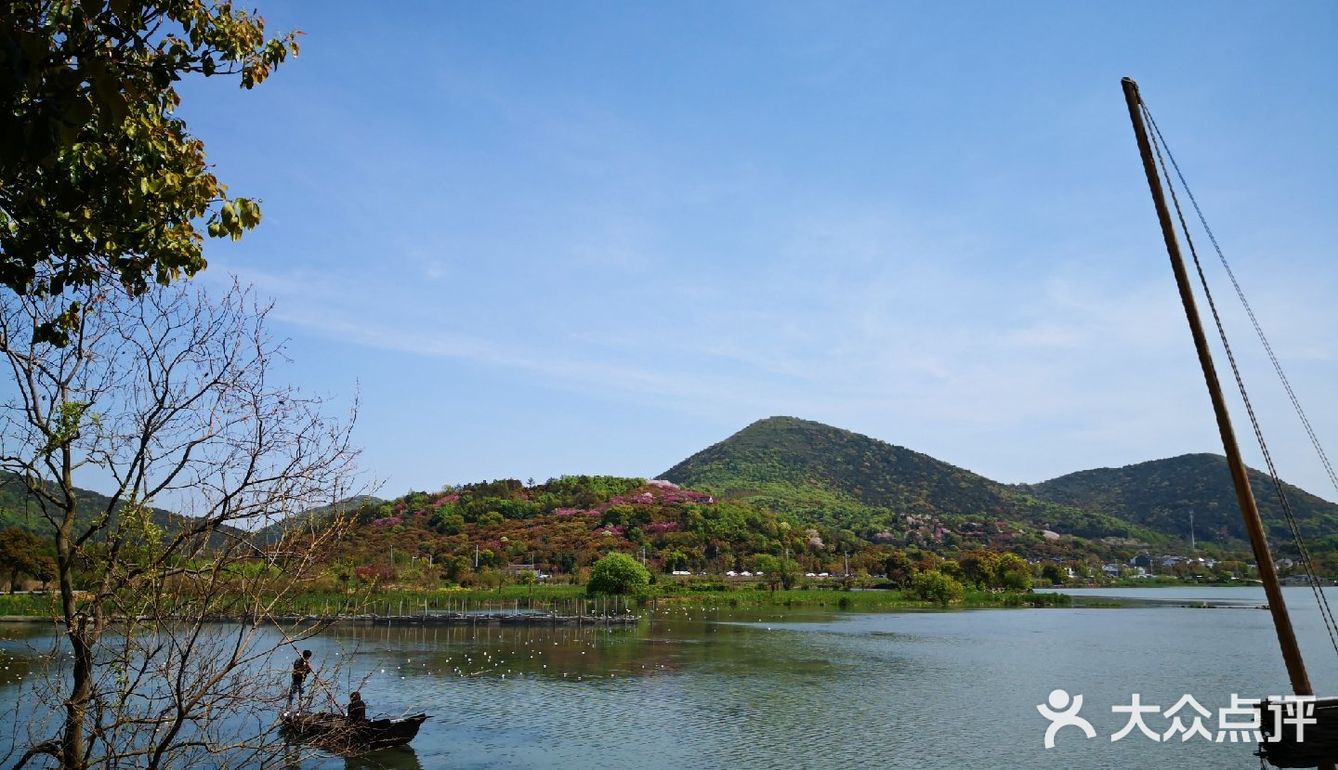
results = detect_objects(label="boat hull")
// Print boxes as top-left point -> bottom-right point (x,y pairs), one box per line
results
1257,697 -> 1338,768
281,712 -> 428,754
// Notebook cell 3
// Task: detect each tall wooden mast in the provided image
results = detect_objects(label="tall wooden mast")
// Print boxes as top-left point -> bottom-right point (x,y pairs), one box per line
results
1120,76 -> 1314,698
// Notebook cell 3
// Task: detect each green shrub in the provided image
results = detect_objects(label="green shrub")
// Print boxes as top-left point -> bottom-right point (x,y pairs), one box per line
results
908,570 -> 964,606
586,552 -> 650,596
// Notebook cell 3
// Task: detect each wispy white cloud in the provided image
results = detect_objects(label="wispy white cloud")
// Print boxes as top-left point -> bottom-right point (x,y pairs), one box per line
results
177,2 -> 1338,495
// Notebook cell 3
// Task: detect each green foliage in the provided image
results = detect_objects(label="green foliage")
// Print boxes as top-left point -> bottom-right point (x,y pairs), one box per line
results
43,401 -> 92,456
1023,453 -> 1338,553
0,0 -> 299,344
443,555 -> 472,583
883,550 -> 915,588
319,472 -> 1114,595
661,416 -> 1165,550
587,552 -> 649,596
0,526 -> 50,592
0,592 -> 58,616
994,552 -> 1032,591
953,549 -> 1032,591
958,549 -> 1000,588
1039,563 -> 1067,585
908,570 -> 964,606
1000,591 -> 1072,608
429,510 -> 465,534
541,476 -> 645,505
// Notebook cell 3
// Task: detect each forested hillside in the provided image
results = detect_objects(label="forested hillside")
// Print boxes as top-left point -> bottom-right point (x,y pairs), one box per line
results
320,470 -> 1143,586
0,471 -> 191,537
1021,454 -> 1338,554
661,416 -> 1164,545
11,420 -> 1338,586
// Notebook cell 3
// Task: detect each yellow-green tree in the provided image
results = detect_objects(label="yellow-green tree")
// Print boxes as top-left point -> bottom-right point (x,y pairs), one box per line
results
994,552 -> 1033,591
0,1 -> 299,344
909,570 -> 964,606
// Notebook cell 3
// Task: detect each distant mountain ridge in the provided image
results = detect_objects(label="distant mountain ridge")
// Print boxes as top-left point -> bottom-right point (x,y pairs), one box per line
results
1019,454 -> 1338,549
661,416 -> 1338,551
661,417 -> 1163,544
251,494 -> 386,544
10,417 -> 1336,561
0,472 -> 381,544
0,470 -> 235,540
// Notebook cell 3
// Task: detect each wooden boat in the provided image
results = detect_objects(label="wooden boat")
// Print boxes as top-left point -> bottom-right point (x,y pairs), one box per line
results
1258,697 -> 1338,768
1122,77 -> 1338,769
280,711 -> 429,754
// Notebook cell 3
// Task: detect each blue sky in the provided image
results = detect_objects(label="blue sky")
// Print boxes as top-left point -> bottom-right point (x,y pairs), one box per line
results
172,1 -> 1338,499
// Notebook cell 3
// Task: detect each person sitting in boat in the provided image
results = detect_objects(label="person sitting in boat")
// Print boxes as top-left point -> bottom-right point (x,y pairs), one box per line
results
346,691 -> 367,722
287,649 -> 313,710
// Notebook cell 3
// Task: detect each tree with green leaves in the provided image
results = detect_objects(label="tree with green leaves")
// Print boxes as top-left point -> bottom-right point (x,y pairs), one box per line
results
908,570 -> 964,606
1039,563 -> 1066,586
0,526 -> 46,593
993,552 -> 1033,591
957,549 -> 1001,589
0,1 -> 299,345
587,552 -> 649,596
752,554 -> 782,590
883,550 -> 915,588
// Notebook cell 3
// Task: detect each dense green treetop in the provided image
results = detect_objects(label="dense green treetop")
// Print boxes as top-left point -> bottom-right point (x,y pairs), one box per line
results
0,0 -> 298,343
586,551 -> 650,596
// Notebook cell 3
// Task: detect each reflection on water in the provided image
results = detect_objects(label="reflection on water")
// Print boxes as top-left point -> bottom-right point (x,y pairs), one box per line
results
273,743 -> 422,770
341,746 -> 422,770
7,588 -> 1338,768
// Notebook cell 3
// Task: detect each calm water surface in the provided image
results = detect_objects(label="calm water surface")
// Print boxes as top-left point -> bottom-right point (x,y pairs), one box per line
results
5,586 -> 1338,769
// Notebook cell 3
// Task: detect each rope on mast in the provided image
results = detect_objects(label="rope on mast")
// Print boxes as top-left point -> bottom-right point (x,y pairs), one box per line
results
1141,99 -> 1338,663
1146,110 -> 1338,499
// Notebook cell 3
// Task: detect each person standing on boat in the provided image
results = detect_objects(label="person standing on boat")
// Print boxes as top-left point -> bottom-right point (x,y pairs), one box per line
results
288,649 -> 314,711
346,691 -> 367,722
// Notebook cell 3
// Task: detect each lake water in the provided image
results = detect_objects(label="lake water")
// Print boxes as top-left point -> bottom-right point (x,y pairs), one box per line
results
5,586 -> 1338,769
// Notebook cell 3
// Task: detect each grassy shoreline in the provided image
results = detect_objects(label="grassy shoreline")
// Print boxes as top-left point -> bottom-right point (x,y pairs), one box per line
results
0,584 -> 1079,620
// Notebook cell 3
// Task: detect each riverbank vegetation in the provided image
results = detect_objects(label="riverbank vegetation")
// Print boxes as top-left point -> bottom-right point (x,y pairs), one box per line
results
0,471 -> 1257,622
260,474 -> 1262,606
0,578 -> 1077,619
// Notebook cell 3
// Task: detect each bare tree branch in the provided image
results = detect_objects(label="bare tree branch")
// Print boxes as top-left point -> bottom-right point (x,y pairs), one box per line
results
0,279 -> 364,769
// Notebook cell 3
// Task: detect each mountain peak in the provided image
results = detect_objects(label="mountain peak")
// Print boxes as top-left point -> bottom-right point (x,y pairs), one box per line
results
661,417 -> 1185,544
662,416 -> 1001,515
713,416 -> 911,455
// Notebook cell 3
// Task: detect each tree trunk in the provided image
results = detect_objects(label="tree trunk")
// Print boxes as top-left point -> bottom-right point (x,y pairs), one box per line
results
58,473 -> 90,770
62,623 -> 93,770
